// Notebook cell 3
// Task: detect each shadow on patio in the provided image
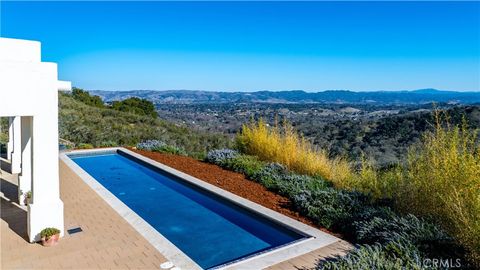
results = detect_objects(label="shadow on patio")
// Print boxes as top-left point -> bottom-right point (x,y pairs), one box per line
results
0,170 -> 28,242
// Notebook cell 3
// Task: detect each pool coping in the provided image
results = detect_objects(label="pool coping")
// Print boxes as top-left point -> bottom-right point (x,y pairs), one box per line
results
60,147 -> 341,270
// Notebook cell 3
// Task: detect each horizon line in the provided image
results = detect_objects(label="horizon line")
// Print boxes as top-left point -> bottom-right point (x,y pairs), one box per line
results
82,88 -> 480,93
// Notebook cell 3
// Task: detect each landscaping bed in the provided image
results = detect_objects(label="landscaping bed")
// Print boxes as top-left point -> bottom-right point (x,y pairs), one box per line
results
132,134 -> 473,269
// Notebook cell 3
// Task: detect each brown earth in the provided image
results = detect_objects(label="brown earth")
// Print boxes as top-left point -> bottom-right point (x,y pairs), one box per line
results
130,148 -> 340,237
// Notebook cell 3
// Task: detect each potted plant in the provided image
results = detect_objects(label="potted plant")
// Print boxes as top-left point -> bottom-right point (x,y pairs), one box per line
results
23,191 -> 32,205
40,227 -> 60,247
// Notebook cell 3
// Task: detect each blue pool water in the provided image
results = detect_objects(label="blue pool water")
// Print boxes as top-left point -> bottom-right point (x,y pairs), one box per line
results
70,152 -> 305,269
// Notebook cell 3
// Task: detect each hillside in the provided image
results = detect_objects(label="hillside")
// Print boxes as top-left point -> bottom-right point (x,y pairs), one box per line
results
300,105 -> 480,166
90,89 -> 480,105
152,102 -> 480,167
58,92 -> 232,158
81,88 -> 480,166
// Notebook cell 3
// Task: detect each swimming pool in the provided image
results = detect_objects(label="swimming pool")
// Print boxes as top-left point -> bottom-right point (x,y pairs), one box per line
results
63,148 -> 339,269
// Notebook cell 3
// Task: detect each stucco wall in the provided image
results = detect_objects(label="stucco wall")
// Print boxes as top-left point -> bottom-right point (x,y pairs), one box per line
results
0,37 -> 69,242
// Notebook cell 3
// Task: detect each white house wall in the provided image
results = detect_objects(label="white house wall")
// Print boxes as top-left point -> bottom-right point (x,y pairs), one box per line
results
0,38 -> 40,62
19,116 -> 33,205
11,116 -> 22,173
0,37 -> 69,242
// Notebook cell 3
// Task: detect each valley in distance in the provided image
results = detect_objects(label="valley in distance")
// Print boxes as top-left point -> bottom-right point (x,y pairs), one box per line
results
89,88 -> 480,168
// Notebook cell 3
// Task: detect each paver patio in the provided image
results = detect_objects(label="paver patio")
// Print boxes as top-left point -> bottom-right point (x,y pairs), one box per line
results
1,159 -> 351,269
1,161 -> 167,269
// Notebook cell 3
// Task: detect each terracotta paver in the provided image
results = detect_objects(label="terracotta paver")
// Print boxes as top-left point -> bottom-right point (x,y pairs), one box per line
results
1,160 -> 167,269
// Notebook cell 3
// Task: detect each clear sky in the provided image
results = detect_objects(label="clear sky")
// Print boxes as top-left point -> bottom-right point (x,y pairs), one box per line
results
1,1 -> 479,91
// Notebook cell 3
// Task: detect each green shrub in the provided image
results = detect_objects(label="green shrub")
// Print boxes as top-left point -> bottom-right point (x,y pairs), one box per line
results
292,189 -> 371,230
98,141 -> 118,147
356,214 -> 448,245
77,143 -> 94,149
276,174 -> 325,197
111,97 -> 158,118
137,140 -> 166,151
72,88 -> 104,108
204,150 -> 264,178
253,163 -> 289,189
354,214 -> 463,261
318,241 -> 427,270
0,133 -> 7,145
222,155 -> 265,178
347,205 -> 396,231
137,140 -> 187,155
40,227 -> 60,239
204,149 -> 239,165
157,144 -> 187,155
343,157 -> 403,199
252,163 -> 330,196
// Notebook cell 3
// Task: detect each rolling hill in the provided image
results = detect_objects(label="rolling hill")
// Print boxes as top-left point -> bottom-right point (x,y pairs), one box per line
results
89,89 -> 480,105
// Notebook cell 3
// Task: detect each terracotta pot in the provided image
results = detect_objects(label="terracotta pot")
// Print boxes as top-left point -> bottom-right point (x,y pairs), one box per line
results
41,233 -> 59,247
23,197 -> 31,206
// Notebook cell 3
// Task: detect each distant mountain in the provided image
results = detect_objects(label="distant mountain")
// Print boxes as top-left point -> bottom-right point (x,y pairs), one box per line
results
88,89 -> 480,105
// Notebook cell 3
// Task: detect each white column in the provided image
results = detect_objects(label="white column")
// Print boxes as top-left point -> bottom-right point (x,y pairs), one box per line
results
11,116 -> 21,173
18,116 -> 33,206
7,117 -> 13,160
28,103 -> 64,242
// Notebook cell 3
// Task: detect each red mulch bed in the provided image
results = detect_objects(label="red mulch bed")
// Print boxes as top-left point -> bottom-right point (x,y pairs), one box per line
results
130,148 -> 339,236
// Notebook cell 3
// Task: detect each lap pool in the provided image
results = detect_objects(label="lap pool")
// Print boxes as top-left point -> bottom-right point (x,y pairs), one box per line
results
68,150 -> 308,269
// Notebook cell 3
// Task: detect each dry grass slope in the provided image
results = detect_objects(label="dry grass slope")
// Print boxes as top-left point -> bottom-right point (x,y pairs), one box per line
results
237,119 -> 353,183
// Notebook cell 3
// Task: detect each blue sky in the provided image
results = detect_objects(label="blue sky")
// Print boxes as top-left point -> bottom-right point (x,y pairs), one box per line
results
1,1 -> 479,91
